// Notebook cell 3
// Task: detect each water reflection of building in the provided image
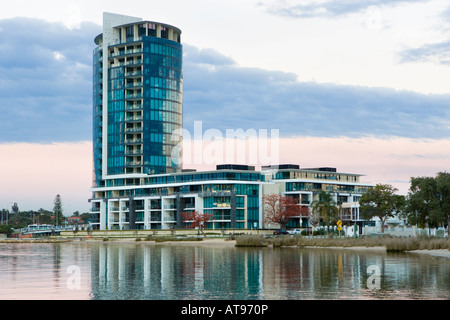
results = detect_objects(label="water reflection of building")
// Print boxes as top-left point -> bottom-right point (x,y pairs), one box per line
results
92,244 -> 367,299
91,243 -> 266,299
89,243 -> 450,299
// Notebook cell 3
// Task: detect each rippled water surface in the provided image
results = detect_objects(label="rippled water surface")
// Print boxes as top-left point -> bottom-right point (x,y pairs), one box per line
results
0,242 -> 449,300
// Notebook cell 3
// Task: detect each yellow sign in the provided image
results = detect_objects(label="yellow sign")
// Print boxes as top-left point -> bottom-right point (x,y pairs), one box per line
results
337,226 -> 342,231
337,220 -> 342,227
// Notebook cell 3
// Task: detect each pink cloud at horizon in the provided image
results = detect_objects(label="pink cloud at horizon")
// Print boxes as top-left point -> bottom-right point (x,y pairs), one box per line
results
1,136 -> 449,212
0,142 -> 92,213
181,135 -> 450,195
278,136 -> 450,195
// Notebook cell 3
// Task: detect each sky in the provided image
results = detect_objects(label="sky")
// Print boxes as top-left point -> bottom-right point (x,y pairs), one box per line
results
0,0 -> 449,214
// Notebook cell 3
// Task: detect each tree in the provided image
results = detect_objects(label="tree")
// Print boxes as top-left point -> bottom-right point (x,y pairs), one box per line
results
0,225 -> 13,234
360,184 -> 405,233
436,172 -> 450,230
404,172 -> 450,229
182,210 -> 214,235
80,212 -> 91,223
53,194 -> 63,226
11,203 -> 19,214
263,194 -> 309,231
311,191 -> 339,231
1,209 -> 10,225
7,211 -> 32,228
38,209 -> 53,225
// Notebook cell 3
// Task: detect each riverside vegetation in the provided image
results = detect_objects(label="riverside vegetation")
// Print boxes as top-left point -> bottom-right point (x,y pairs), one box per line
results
2,232 -> 448,253
233,234 -> 450,252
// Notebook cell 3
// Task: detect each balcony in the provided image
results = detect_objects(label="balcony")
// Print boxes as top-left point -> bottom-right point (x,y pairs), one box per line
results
126,161 -> 143,166
125,71 -> 143,78
125,115 -> 143,122
124,59 -> 143,66
110,47 -> 143,58
163,215 -> 176,222
125,103 -> 143,110
126,92 -> 143,100
124,126 -> 143,133
125,82 -> 143,89
124,138 -> 143,144
134,205 -> 145,211
125,149 -> 143,155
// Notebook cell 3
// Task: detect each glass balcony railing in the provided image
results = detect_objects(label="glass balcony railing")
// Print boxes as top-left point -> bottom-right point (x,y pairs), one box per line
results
126,161 -> 143,166
125,104 -> 143,110
124,138 -> 143,144
125,149 -> 143,155
125,82 -> 143,89
125,115 -> 143,121
125,71 -> 143,77
125,93 -> 143,99
124,127 -> 143,132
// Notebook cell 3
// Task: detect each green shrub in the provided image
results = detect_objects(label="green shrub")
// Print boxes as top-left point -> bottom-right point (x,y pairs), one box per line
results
0,225 -> 13,234
235,235 -> 268,247
153,236 -> 202,242
272,236 -> 298,247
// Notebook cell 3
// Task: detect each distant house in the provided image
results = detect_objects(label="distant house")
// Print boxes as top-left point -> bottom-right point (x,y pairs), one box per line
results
67,216 -> 84,225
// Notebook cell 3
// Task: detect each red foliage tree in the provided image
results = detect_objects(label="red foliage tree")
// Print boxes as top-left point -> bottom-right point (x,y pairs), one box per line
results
263,194 -> 310,230
182,210 -> 215,234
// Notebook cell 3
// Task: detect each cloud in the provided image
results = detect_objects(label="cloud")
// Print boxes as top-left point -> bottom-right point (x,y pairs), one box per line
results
259,0 -> 425,19
177,135 -> 450,196
398,40 -> 450,65
1,17 -> 449,144
397,4 -> 450,65
183,44 -> 450,139
0,17 -> 100,143
183,45 -> 236,67
275,136 -> 450,195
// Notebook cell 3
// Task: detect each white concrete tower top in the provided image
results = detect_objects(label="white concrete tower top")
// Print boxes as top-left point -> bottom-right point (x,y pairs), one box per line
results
102,12 -> 142,46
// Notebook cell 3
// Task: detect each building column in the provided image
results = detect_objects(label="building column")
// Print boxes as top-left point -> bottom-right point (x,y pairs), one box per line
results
230,192 -> 236,229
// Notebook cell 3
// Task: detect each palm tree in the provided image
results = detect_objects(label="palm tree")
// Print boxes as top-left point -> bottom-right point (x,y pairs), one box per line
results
311,191 -> 339,234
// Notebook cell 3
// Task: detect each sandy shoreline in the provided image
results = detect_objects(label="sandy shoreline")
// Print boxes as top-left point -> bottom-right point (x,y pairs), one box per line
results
2,238 -> 449,258
303,245 -> 387,251
143,238 -> 237,246
407,249 -> 450,258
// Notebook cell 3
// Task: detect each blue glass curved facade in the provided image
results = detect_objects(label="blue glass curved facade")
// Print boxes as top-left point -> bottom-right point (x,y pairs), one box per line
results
92,19 -> 183,188
93,47 -> 103,187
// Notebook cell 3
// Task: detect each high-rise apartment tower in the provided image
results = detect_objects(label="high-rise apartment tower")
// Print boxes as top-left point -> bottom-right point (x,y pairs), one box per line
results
89,13 -> 373,232
93,12 -> 183,190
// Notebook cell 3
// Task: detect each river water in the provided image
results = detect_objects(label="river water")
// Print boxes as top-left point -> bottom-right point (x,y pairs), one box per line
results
0,241 -> 449,300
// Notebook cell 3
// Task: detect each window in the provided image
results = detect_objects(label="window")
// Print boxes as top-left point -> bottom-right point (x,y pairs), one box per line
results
138,24 -> 146,37
126,26 -> 134,41
148,23 -> 156,37
161,27 -> 168,39
236,209 -> 245,220
236,196 -> 245,208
